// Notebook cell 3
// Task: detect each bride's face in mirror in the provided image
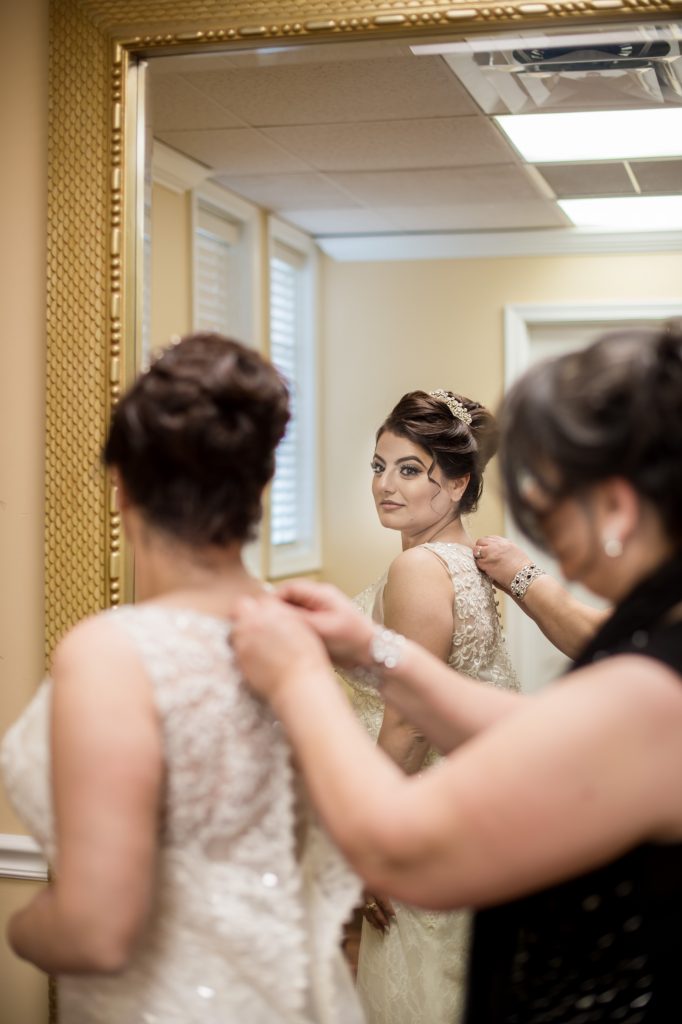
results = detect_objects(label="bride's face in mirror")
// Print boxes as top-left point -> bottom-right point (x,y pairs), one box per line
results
371,431 -> 464,537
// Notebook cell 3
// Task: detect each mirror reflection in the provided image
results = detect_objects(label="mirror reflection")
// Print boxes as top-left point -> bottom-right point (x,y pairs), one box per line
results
144,14 -> 681,642
141,21 -> 681,1021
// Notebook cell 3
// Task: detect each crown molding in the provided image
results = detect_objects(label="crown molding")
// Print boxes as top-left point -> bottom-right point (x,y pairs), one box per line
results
0,833 -> 48,881
152,141 -> 212,194
317,228 -> 682,262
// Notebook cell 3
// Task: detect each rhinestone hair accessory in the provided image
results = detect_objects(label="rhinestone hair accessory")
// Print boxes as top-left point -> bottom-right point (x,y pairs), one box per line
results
429,390 -> 472,426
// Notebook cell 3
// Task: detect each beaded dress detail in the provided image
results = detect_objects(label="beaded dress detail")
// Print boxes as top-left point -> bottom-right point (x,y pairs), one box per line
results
1,605 -> 364,1024
342,542 -> 520,1024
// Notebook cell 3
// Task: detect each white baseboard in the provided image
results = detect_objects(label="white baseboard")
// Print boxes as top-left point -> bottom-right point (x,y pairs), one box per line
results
0,833 -> 48,881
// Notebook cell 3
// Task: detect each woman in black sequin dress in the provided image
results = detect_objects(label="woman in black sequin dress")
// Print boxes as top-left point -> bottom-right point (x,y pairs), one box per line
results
233,321 -> 682,1024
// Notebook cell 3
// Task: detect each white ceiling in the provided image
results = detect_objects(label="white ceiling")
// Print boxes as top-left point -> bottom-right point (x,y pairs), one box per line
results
149,26 -> 682,239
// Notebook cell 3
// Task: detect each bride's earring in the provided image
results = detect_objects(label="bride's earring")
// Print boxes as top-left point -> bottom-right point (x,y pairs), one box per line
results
602,533 -> 624,558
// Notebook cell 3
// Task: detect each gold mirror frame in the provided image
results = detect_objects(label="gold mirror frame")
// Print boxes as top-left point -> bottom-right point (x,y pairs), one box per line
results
46,0 -> 680,656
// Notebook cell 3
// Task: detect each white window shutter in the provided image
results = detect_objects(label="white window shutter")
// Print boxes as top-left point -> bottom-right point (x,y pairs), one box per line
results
270,251 -> 302,547
191,187 -> 262,576
267,223 -> 320,577
194,204 -> 242,336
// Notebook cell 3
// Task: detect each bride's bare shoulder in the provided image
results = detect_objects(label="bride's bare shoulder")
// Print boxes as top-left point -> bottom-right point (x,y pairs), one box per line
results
385,545 -> 453,599
50,612 -> 141,682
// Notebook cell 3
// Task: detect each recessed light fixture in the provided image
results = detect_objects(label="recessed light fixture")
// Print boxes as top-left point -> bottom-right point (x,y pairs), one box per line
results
559,195 -> 682,230
410,30 -> 648,56
495,108 -> 682,162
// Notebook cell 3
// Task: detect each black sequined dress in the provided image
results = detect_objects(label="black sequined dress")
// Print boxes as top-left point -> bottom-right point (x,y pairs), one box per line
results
463,556 -> 682,1024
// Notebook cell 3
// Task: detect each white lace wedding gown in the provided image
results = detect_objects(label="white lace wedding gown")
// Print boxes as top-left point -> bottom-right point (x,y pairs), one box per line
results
343,542 -> 520,1024
1,605 -> 365,1024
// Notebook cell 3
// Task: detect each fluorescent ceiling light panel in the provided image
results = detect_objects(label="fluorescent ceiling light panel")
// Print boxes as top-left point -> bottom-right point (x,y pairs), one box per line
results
495,109 -> 682,162
559,195 -> 682,230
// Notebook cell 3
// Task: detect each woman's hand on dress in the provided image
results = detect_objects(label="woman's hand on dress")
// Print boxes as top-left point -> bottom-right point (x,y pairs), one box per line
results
276,580 -> 375,670
473,535 -> 533,595
362,891 -> 396,933
232,594 -> 333,703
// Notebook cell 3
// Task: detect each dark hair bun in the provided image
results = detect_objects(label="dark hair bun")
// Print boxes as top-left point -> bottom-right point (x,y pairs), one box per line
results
377,390 -> 498,515
466,399 -> 499,471
104,332 -> 290,545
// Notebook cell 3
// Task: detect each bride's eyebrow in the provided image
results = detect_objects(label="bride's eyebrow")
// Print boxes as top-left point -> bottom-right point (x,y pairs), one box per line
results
396,456 -> 427,467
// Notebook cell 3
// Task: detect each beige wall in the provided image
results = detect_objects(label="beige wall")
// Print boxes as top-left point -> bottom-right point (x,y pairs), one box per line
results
150,184 -> 192,351
0,881 -> 49,1024
0,0 -> 50,1019
320,251 -> 682,596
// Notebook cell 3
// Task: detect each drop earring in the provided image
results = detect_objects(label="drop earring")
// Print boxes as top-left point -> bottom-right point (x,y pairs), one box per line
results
602,534 -> 623,558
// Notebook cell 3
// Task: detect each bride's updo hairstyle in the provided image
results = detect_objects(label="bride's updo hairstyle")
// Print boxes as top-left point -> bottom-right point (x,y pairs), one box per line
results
377,390 -> 499,515
104,332 -> 290,546
499,320 -> 682,548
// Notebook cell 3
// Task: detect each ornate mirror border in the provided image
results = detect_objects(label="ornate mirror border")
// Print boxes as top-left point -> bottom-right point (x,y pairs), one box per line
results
46,0 -> 681,657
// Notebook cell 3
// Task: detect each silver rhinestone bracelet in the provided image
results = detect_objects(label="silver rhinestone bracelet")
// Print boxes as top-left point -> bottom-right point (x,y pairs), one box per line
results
510,563 -> 546,601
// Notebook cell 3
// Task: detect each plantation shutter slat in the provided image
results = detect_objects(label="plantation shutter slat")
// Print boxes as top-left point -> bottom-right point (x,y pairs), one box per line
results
270,252 -> 301,547
195,205 -> 241,335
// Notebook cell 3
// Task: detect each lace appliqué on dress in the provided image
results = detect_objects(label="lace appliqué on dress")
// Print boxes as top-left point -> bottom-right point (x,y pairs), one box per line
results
423,543 -> 520,694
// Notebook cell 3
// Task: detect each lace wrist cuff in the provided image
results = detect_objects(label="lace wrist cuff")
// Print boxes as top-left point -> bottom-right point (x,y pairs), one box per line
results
510,563 -> 546,601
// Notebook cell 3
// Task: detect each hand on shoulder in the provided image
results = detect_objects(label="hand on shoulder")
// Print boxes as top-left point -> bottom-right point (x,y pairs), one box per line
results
473,535 -> 533,593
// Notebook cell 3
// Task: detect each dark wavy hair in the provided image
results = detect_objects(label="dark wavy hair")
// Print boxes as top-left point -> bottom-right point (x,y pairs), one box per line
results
103,332 -> 290,545
499,320 -> 682,549
376,390 -> 499,515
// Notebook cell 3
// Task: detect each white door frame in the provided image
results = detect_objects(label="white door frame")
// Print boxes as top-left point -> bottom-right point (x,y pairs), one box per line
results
503,300 -> 682,688
504,300 -> 682,387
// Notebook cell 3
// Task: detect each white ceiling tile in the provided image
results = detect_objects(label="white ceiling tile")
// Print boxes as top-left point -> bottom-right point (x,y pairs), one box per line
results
150,74 -> 246,132
178,56 -> 478,127
631,159 -> 682,194
211,173 -> 360,211
276,208 -> 395,235
537,162 -> 636,198
326,165 -> 543,208
150,39 -> 682,238
149,54 -> 236,76
381,201 -> 566,231
262,117 -> 514,171
155,130 -> 310,174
